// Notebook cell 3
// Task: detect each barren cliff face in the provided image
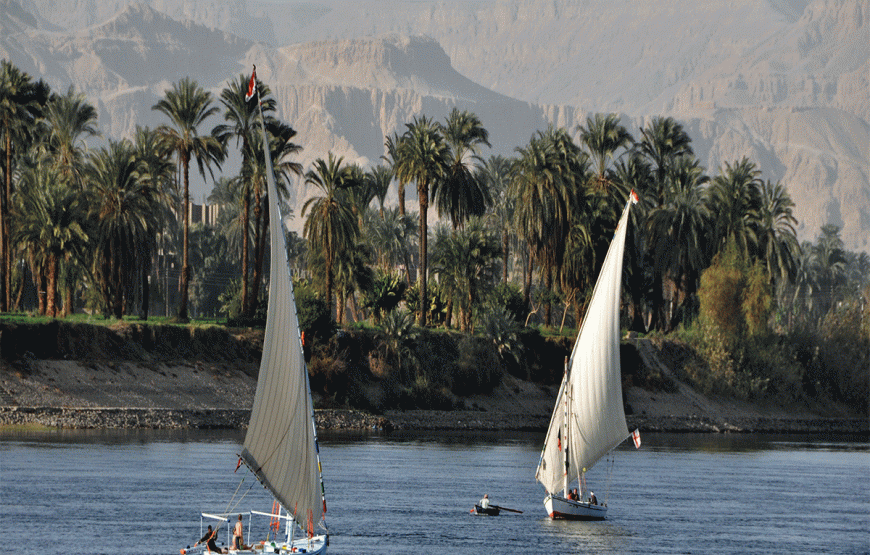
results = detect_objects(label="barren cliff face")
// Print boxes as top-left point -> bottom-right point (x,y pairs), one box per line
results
4,0 -> 868,250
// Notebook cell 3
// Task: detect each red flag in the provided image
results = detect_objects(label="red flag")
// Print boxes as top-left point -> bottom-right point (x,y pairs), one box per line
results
630,189 -> 639,204
632,428 -> 641,448
245,65 -> 257,102
235,457 -> 243,472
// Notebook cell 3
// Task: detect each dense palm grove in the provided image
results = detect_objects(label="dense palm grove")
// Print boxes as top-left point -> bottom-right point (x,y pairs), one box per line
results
1,60 -> 867,411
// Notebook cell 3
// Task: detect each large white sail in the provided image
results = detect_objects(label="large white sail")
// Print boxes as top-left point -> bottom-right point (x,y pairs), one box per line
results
536,195 -> 635,493
240,85 -> 325,527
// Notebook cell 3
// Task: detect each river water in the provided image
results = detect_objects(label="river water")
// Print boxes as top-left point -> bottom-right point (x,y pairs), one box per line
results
1,429 -> 867,555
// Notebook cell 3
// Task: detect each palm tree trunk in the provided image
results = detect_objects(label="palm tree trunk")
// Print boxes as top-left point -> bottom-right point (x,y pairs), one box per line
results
403,250 -> 413,287
141,259 -> 150,320
37,268 -> 47,316
13,269 -> 24,312
64,282 -> 73,318
2,129 -> 11,312
325,258 -> 334,322
523,248 -> 533,310
398,180 -> 406,217
241,188 -> 250,316
113,251 -> 124,319
46,253 -> 57,318
251,198 -> 268,315
545,266 -> 553,328
349,293 -> 360,323
418,182 -> 428,327
502,230 -> 510,283
178,154 -> 191,321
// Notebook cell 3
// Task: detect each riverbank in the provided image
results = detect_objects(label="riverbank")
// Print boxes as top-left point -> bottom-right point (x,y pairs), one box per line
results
0,321 -> 865,435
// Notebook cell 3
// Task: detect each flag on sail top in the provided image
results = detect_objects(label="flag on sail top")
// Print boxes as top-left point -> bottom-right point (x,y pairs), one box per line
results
632,428 -> 641,448
245,65 -> 257,102
630,189 -> 639,204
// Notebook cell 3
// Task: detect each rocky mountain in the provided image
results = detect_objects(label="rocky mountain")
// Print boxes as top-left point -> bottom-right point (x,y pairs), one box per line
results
2,0 -> 868,251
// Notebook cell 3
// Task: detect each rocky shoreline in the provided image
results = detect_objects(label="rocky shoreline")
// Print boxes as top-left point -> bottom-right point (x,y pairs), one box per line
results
1,406 -> 866,435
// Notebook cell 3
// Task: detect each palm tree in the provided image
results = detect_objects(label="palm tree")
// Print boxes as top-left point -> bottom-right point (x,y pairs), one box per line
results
578,113 -> 633,191
302,153 -> 359,320
34,86 -> 100,316
249,119 -> 303,316
383,132 -> 407,216
12,161 -> 87,317
214,73 -> 272,317
344,163 -> 379,227
367,164 -> 393,219
708,157 -> 763,259
757,179 -> 799,290
367,206 -> 418,284
0,61 -> 50,311
478,155 -> 514,283
646,154 -> 711,329
394,115 -> 450,327
208,176 -> 246,258
41,85 -> 100,189
430,217 -> 501,332
638,116 -> 693,206
612,152 -> 653,331
510,126 -> 586,324
152,77 -> 225,321
85,139 -> 163,318
132,126 -> 175,319
637,117 -> 695,330
811,224 -> 848,319
434,108 -> 492,230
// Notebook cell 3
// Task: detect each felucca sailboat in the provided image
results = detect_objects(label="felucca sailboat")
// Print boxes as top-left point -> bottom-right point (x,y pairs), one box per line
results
535,190 -> 641,521
185,66 -> 328,554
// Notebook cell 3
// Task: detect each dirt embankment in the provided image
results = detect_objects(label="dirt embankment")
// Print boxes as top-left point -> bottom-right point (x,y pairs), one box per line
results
0,321 -> 866,434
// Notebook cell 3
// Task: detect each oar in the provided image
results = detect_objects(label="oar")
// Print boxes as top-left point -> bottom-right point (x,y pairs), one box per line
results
492,505 -> 523,513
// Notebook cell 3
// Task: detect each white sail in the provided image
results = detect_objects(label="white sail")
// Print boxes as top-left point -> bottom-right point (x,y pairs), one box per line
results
240,94 -> 325,528
536,195 -> 635,493
535,371 -> 568,495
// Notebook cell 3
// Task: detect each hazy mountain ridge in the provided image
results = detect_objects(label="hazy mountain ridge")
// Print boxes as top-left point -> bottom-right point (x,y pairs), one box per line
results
2,0 -> 868,252
17,0 -> 275,43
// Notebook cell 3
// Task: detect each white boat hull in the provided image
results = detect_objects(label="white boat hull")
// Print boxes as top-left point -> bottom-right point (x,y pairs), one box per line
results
231,534 -> 327,554
544,495 -> 607,520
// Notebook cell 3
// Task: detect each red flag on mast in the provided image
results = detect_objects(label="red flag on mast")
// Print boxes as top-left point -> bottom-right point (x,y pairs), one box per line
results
245,65 -> 257,102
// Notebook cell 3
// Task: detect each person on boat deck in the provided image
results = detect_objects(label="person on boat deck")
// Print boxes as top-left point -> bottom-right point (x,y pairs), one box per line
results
567,488 -> 577,501
195,524 -> 225,554
479,494 -> 490,509
589,491 -> 598,505
232,514 -> 248,550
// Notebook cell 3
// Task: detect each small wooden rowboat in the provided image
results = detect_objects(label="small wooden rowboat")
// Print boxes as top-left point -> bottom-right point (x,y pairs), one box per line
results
473,504 -> 500,516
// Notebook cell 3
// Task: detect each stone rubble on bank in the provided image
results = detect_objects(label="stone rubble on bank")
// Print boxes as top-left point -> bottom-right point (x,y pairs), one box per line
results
0,406 -> 390,431
1,405 -> 865,435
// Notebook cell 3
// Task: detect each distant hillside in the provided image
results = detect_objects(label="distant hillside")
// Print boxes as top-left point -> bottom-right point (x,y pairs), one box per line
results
3,0 -> 868,251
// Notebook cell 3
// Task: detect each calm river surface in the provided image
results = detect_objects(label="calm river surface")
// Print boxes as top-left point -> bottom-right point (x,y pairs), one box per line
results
1,429 -> 867,554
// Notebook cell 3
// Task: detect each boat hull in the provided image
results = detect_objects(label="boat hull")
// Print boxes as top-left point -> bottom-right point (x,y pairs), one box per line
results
473,504 -> 500,516
544,495 -> 607,520
232,534 -> 327,554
